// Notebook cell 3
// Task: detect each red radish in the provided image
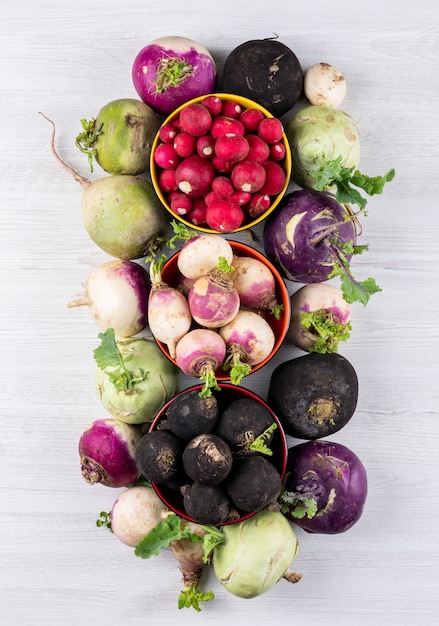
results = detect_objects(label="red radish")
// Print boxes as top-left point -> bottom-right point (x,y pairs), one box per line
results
260,161 -> 286,196
211,156 -> 234,173
176,232 -> 234,280
206,198 -> 245,232
258,117 -> 284,143
78,417 -> 141,487
221,100 -> 243,118
68,259 -> 151,338
214,134 -> 250,163
229,190 -> 251,206
247,192 -> 271,218
159,123 -> 178,143
175,155 -> 215,196
154,142 -> 180,169
211,116 -> 245,138
169,191 -> 192,215
173,132 -> 196,157
231,160 -> 266,193
179,102 -> 212,136
159,168 -> 178,193
201,95 -> 223,116
246,134 -> 270,163
239,108 -> 265,132
231,255 -> 283,317
219,310 -> 276,384
204,190 -> 222,206
148,255 -> 192,358
212,176 -> 234,198
269,141 -> 286,161
196,135 -> 215,158
188,256 -> 240,327
186,197 -> 207,226
175,328 -> 227,397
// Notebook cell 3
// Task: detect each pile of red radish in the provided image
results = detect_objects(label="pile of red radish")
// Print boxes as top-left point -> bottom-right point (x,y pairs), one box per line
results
151,95 -> 289,232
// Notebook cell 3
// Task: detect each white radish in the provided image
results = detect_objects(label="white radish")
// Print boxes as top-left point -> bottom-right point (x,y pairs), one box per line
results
219,310 -> 275,385
231,255 -> 283,318
175,328 -> 227,397
304,62 -> 346,108
287,283 -> 352,352
68,259 -> 150,337
148,255 -> 192,358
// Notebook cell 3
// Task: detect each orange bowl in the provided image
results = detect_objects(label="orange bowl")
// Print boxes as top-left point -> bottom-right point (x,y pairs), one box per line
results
150,93 -> 292,234
149,383 -> 288,525
155,239 -> 291,381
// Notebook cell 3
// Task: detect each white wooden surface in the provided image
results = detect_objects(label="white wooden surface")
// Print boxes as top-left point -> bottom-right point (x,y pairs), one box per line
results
1,1 -> 438,624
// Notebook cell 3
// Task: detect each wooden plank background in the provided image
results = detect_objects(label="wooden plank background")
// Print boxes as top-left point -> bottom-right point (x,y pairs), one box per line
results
1,1 -> 438,624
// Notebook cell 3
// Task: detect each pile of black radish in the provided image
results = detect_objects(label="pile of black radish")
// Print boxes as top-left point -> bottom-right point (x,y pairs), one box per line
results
136,389 -> 283,525
43,33 -> 395,611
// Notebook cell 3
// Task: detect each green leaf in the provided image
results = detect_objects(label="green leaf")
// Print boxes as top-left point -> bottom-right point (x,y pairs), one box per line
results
93,329 -> 147,390
96,511 -> 112,530
75,117 -> 104,173
178,586 -> 214,612
248,423 -> 277,456
281,492 -> 319,519
200,526 -> 225,562
166,220 -> 197,249
135,513 -> 197,559
301,310 -> 352,354
312,156 -> 395,210
329,265 -> 382,306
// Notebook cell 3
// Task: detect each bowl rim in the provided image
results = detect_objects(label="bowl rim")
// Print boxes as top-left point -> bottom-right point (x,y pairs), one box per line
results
150,92 -> 292,234
154,239 -> 291,380
149,382 -> 288,525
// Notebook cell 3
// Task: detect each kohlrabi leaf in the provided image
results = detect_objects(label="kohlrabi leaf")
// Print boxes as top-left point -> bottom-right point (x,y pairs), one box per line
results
312,156 -> 395,210
329,239 -> 382,306
135,513 -> 197,559
93,328 -> 146,390
281,492 -> 319,519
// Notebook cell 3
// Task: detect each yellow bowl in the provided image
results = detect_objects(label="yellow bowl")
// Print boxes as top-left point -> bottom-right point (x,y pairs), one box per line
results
150,93 -> 292,234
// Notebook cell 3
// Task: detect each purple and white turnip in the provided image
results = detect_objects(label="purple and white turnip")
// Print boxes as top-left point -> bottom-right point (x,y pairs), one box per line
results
68,259 -> 151,338
78,417 -> 141,488
132,36 -> 217,116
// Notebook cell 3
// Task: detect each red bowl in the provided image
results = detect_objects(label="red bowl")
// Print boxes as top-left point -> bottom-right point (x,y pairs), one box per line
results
156,239 -> 291,381
149,383 -> 288,525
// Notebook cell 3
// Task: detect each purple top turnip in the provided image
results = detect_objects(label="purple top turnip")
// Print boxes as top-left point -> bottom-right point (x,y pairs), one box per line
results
132,36 -> 217,116
68,259 -> 151,338
78,417 -> 141,488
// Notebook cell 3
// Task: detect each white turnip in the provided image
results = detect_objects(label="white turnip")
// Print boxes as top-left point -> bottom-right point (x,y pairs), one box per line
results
78,417 -> 141,487
187,257 -> 240,328
304,62 -> 347,108
40,113 -> 169,260
219,310 -> 275,384
175,328 -> 227,398
148,255 -> 192,358
288,283 -> 352,353
68,259 -> 151,338
174,231 -> 234,280
231,255 -> 283,318
105,485 -> 169,547
135,512 -> 215,611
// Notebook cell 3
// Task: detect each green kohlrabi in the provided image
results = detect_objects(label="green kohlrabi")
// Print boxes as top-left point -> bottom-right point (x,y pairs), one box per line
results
94,328 -> 179,425
286,105 -> 395,210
